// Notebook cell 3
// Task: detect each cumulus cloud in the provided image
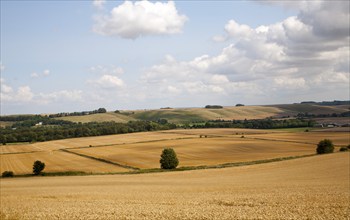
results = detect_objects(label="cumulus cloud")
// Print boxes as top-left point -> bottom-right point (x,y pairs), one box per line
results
93,75 -> 124,89
1,80 -> 34,103
93,0 -> 188,39
140,1 -> 349,105
1,77 -> 84,106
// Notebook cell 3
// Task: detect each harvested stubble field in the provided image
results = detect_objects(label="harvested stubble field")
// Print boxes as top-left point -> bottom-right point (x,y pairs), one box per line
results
0,151 -> 128,174
1,128 -> 349,174
1,153 -> 349,219
70,137 -> 315,169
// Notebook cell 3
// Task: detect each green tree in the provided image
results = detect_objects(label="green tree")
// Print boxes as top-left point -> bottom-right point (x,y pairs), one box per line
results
33,160 -> 45,175
160,148 -> 179,169
316,139 -> 334,154
2,171 -> 14,177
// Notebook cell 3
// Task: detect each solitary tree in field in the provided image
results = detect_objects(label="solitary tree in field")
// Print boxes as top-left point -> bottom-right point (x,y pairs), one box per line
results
160,148 -> 179,169
316,139 -> 334,154
33,160 -> 45,175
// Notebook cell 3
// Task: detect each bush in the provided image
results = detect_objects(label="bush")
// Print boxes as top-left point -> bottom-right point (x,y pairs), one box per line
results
339,147 -> 348,152
347,144 -> 350,149
2,171 -> 14,177
316,139 -> 334,154
33,160 -> 45,175
160,148 -> 179,169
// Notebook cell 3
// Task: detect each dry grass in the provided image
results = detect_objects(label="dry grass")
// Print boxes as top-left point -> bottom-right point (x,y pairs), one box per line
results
0,151 -> 128,174
1,153 -> 348,219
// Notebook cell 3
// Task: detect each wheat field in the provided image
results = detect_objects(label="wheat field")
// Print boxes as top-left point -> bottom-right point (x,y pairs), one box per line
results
70,137 -> 315,169
0,151 -> 128,174
1,153 -> 348,219
1,128 -> 349,174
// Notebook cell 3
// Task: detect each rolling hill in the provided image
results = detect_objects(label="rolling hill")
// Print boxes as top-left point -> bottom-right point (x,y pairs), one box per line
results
55,103 -> 349,124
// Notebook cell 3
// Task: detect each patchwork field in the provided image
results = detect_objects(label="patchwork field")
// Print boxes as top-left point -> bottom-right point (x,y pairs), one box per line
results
69,137 -> 315,169
1,128 -> 349,175
1,153 -> 348,219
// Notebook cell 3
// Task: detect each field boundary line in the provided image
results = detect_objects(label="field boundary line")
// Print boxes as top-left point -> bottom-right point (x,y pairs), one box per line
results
60,149 -> 140,171
243,136 -> 346,147
0,150 -> 43,155
63,136 -> 200,150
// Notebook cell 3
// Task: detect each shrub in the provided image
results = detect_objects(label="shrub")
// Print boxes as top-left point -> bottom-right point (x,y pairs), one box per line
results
339,147 -> 348,152
160,148 -> 179,169
347,144 -> 350,149
2,171 -> 14,177
316,139 -> 334,154
33,160 -> 45,175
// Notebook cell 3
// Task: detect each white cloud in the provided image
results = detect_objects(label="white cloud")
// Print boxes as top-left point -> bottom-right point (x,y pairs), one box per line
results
31,72 -> 39,78
210,74 -> 229,84
224,20 -> 254,40
31,69 -> 50,78
89,65 -> 124,75
138,1 -> 349,105
43,69 -> 50,76
1,83 -> 34,103
274,77 -> 307,89
92,74 -> 125,89
37,90 -> 83,104
93,0 -> 188,39
93,0 -> 106,10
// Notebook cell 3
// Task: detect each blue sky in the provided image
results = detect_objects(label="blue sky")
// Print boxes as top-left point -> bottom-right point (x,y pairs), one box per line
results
1,0 -> 349,115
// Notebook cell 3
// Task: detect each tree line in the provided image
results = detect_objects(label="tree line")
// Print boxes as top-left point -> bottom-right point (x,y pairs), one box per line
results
182,118 -> 315,129
0,121 -> 176,144
0,108 -> 107,122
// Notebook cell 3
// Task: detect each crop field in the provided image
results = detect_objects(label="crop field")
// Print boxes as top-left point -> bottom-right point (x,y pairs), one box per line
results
247,131 -> 350,146
69,137 -> 315,169
1,128 -> 349,175
1,153 -> 349,219
0,151 -> 128,174
0,131 -> 199,154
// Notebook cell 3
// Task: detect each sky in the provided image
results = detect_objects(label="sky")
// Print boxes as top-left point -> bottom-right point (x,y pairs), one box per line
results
1,0 -> 349,115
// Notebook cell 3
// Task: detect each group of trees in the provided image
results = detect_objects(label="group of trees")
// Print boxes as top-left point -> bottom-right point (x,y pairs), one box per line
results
48,108 -> 107,118
296,111 -> 350,118
2,160 -> 45,177
185,119 -> 314,129
0,121 -> 176,144
205,105 -> 223,109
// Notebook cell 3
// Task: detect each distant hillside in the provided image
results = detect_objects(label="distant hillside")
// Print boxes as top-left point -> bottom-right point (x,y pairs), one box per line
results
56,112 -> 135,123
51,104 -> 350,124
2,102 -> 348,125
271,104 -> 349,117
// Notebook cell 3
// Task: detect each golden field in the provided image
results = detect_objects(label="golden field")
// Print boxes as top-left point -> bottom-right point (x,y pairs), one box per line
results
1,153 -> 349,219
70,137 -> 314,169
1,128 -> 349,174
